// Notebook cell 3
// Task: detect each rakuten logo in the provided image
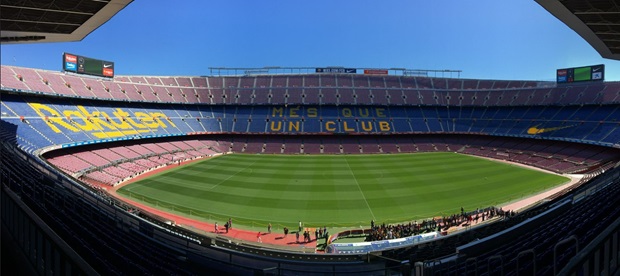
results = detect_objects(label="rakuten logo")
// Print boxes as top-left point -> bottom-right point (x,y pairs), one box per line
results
103,68 -> 114,77
65,54 -> 77,63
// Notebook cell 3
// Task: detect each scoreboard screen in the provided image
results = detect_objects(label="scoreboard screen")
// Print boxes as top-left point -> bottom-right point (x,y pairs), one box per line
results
63,53 -> 114,78
556,64 -> 604,83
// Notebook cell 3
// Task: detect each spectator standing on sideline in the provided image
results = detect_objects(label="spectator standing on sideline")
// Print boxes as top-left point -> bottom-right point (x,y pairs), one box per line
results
268,223 -> 272,234
257,232 -> 262,243
214,222 -> 218,233
296,231 -> 300,243
225,222 -> 229,233
315,228 -> 319,241
228,218 -> 232,229
284,227 -> 289,237
299,221 -> 302,232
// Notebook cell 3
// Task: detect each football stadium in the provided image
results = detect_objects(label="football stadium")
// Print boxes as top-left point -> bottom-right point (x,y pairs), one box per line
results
1,1 -> 620,275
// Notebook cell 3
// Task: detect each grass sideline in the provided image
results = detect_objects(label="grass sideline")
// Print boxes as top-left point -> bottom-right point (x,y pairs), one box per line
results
117,152 -> 569,230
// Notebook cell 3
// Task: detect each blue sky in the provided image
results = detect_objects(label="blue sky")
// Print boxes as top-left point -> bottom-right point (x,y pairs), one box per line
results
1,0 -> 619,81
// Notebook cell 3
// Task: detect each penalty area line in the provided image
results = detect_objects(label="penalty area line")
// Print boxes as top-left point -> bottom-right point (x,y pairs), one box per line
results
206,159 -> 259,191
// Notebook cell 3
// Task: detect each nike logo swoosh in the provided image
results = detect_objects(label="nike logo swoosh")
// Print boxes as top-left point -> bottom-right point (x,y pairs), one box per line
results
593,67 -> 600,72
527,125 -> 574,135
103,64 -> 113,68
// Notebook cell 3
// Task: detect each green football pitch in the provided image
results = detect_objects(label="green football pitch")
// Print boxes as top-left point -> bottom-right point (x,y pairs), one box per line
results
117,152 -> 569,229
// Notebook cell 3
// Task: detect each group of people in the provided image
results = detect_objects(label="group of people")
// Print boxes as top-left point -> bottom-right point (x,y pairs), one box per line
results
211,207 -> 516,244
366,220 -> 435,241
293,226 -> 329,244
441,206 -> 514,229
214,218 -> 233,234
366,206 -> 515,242
279,223 -> 329,244
214,219 -> 331,245
212,213 -> 532,245
296,230 -> 312,243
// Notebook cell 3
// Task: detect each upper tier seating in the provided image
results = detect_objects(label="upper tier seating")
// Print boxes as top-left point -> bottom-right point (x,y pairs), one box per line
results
3,65 -> 618,106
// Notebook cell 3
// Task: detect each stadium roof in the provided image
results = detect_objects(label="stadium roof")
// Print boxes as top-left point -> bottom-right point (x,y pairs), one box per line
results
537,0 -> 620,61
0,0 -> 132,44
